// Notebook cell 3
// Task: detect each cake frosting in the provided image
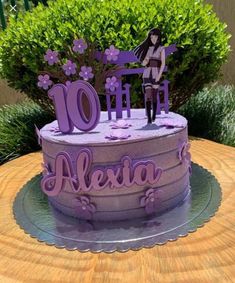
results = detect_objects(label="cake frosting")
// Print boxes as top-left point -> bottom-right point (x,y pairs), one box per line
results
40,109 -> 191,221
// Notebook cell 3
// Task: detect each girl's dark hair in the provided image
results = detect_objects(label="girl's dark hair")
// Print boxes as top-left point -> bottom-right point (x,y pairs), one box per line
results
133,28 -> 162,62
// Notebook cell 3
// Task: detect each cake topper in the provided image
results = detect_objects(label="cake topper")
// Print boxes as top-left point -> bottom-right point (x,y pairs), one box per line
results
37,39 -> 122,133
134,28 -> 166,124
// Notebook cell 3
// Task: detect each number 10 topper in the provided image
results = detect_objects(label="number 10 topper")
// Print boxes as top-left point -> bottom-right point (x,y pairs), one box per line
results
48,80 -> 101,134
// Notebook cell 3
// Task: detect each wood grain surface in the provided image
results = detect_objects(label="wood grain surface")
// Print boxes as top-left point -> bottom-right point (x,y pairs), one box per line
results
0,138 -> 235,283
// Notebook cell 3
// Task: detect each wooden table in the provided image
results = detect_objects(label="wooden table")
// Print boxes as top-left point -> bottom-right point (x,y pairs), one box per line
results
0,138 -> 235,283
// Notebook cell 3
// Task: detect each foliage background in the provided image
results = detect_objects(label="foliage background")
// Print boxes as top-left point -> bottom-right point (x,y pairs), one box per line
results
178,84 -> 235,147
0,100 -> 53,164
0,0 -> 231,114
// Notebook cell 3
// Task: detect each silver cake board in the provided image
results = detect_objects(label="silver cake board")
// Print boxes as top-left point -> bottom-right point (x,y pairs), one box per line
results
13,163 -> 222,253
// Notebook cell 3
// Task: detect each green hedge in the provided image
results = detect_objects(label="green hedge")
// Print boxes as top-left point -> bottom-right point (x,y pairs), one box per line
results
0,0 -> 231,113
0,101 -> 53,164
178,84 -> 235,147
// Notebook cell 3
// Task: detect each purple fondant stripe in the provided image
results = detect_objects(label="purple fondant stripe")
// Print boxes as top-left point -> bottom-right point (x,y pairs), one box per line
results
49,186 -> 190,221
58,166 -> 188,198
54,159 -> 189,196
42,145 -> 180,163
50,183 -> 189,212
49,175 -> 190,212
42,147 -> 184,173
41,129 -> 187,161
52,164 -> 189,198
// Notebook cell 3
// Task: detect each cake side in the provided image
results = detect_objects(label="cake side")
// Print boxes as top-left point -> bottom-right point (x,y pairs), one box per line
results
40,109 -> 191,221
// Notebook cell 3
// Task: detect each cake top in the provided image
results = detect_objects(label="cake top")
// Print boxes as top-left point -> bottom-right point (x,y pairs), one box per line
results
40,109 -> 187,146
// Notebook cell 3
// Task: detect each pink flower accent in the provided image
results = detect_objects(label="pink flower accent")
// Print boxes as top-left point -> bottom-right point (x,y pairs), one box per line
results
62,60 -> 77,76
178,140 -> 191,163
110,120 -> 132,129
79,66 -> 94,81
105,45 -> 120,61
105,76 -> 119,92
37,74 -> 53,90
72,39 -> 87,54
105,129 -> 131,140
73,196 -> 96,220
140,188 -> 163,214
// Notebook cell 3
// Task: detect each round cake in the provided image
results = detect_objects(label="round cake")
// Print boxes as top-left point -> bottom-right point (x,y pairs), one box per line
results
40,109 -> 191,221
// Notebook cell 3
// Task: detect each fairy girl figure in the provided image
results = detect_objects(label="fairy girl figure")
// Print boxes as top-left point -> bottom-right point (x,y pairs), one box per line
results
134,28 -> 165,124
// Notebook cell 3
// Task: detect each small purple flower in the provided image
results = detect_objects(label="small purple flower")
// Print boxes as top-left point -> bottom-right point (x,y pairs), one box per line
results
157,118 -> 185,128
62,60 -> 77,76
178,140 -> 191,163
105,129 -> 131,140
105,76 -> 119,92
79,66 -> 94,81
72,39 -> 88,54
37,74 -> 53,90
49,126 -> 60,133
140,188 -> 163,214
110,120 -> 132,129
44,49 -> 59,65
105,45 -> 120,61
73,195 -> 96,220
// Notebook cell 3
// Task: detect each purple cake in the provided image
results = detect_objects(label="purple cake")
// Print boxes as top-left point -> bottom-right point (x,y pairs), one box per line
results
37,34 -> 191,222
40,109 -> 191,221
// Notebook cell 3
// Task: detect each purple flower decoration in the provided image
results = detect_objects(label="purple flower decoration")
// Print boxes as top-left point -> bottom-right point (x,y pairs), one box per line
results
49,125 -> 60,133
140,188 -> 163,214
110,120 -> 132,129
79,66 -> 94,81
72,39 -> 88,54
178,140 -> 191,163
105,76 -> 119,92
73,195 -> 96,220
44,49 -> 59,66
37,74 -> 53,90
62,60 -> 77,76
105,45 -> 120,61
44,49 -> 59,65
105,129 -> 131,140
157,118 -> 185,128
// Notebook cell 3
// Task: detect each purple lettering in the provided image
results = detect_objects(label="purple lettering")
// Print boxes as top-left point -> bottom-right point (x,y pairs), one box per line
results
48,80 -> 100,134
41,149 -> 163,196
41,152 -> 77,196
